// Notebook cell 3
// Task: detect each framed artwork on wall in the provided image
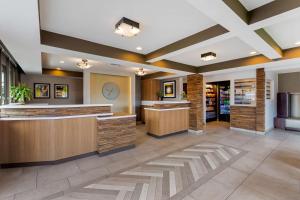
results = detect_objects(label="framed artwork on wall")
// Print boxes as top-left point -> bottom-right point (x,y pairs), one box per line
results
163,81 -> 176,98
54,84 -> 69,99
34,83 -> 50,99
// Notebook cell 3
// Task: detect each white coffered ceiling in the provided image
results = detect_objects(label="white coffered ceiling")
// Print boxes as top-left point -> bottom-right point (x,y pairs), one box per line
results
42,53 -> 157,75
238,0 -> 274,11
265,15 -> 300,50
39,0 -> 216,54
168,37 -> 255,66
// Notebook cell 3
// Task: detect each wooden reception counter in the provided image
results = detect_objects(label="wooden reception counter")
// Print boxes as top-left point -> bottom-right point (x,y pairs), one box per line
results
0,104 -> 136,167
144,101 -> 190,137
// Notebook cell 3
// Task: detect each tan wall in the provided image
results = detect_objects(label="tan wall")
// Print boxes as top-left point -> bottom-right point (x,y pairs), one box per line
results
278,72 -> 300,93
90,73 -> 131,114
21,74 -> 83,105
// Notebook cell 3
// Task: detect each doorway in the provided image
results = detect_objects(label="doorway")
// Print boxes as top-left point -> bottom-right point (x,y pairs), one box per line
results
206,81 -> 230,122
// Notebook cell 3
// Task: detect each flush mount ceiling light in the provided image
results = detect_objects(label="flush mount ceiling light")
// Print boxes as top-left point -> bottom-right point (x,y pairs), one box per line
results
59,60 -> 64,64
115,17 -> 140,37
295,41 -> 300,45
250,51 -> 257,55
76,59 -> 92,70
136,46 -> 143,51
201,52 -> 216,61
135,68 -> 146,76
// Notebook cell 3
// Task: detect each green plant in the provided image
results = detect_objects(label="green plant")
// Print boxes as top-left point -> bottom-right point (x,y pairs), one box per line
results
181,91 -> 187,100
10,84 -> 32,104
156,91 -> 164,100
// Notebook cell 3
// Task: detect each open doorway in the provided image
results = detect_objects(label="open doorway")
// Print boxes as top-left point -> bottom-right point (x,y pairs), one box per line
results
206,81 -> 230,123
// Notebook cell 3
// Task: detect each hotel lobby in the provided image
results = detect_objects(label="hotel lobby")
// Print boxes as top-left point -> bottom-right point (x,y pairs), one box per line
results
1,0 -> 300,199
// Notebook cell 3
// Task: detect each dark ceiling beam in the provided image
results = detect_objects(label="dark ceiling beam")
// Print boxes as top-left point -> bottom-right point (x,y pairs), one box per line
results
255,28 -> 282,56
40,30 -> 197,73
145,25 -> 229,62
198,46 -> 300,73
223,0 -> 249,23
141,72 -> 175,80
249,0 -> 300,25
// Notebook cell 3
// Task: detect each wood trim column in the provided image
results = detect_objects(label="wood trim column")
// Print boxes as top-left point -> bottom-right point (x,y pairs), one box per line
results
187,74 -> 204,132
256,68 -> 265,132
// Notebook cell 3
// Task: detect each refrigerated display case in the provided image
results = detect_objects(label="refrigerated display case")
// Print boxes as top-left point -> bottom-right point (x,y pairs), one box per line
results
206,84 -> 217,121
206,81 -> 230,122
219,82 -> 230,122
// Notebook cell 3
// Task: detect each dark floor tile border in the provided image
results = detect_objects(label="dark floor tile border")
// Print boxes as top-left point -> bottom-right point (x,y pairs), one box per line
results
0,151 -> 98,169
98,144 -> 136,157
147,130 -> 188,138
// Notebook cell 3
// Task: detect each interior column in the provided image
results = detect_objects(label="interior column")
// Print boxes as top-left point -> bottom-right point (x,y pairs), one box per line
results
256,68 -> 265,132
187,74 -> 204,134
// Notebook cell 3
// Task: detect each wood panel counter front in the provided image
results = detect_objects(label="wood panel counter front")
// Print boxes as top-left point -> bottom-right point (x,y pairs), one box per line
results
145,107 -> 190,137
0,104 -> 113,167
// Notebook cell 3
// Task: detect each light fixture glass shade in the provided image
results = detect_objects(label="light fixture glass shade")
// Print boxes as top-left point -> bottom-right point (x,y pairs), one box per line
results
201,52 -> 217,61
76,59 -> 92,70
135,68 -> 146,76
115,17 -> 140,37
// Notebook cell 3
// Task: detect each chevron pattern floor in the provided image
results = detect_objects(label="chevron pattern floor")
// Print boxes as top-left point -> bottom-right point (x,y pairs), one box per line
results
52,142 -> 245,200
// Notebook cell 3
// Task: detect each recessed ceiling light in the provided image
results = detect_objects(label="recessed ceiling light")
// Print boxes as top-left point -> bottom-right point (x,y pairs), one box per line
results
56,67 -> 61,70
136,46 -> 142,51
201,52 -> 216,61
295,41 -> 300,45
250,51 -> 257,55
115,17 -> 140,37
59,60 -> 64,64
135,68 -> 146,76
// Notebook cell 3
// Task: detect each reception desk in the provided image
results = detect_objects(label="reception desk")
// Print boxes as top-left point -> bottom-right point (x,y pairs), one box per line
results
143,101 -> 190,137
0,104 -> 136,167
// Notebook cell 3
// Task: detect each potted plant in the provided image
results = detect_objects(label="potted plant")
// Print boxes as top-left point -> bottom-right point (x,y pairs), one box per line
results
10,84 -> 33,105
156,91 -> 164,101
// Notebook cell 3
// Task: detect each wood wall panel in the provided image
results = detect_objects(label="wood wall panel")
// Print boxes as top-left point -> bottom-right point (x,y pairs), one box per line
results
141,79 -> 160,101
97,116 -> 136,154
256,68 -> 265,132
145,109 -> 189,136
0,117 -> 97,164
230,106 -> 256,130
187,74 -> 204,131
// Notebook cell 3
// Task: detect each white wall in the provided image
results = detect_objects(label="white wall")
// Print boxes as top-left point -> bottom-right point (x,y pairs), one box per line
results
265,71 -> 278,131
83,67 -> 136,114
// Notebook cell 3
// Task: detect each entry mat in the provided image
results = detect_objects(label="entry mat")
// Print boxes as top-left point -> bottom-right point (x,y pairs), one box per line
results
50,142 -> 246,200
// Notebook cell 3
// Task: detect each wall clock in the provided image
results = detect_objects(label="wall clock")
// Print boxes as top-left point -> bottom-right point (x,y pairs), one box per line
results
102,82 -> 120,100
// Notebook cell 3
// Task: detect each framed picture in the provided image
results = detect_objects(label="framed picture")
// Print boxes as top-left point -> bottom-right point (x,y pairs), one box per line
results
163,81 -> 176,98
54,84 -> 69,99
34,83 -> 50,99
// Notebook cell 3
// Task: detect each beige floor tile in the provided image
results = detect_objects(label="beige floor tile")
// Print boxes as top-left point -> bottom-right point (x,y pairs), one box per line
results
244,172 -> 300,200
182,195 -> 196,200
0,168 -> 36,199
0,196 -> 14,200
14,179 -> 69,200
190,180 -> 234,200
75,155 -> 113,171
231,152 -> 264,174
68,167 -> 109,187
213,167 -> 248,188
106,157 -> 139,174
227,184 -> 275,200
37,161 -> 80,186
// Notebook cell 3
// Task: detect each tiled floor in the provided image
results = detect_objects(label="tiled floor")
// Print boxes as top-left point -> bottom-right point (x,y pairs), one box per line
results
0,122 -> 300,200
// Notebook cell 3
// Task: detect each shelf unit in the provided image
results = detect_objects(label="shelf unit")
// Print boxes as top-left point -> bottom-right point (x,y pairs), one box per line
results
234,78 -> 256,105
206,84 -> 217,121
266,80 -> 271,100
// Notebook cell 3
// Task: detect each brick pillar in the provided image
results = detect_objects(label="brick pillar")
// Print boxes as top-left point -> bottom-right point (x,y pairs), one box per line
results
187,74 -> 204,133
256,68 -> 265,132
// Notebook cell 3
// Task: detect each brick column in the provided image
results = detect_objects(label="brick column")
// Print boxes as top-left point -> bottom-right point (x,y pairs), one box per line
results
187,74 -> 204,133
256,68 -> 265,132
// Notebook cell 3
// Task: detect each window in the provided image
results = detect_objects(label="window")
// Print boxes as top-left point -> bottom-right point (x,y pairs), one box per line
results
1,65 -> 7,105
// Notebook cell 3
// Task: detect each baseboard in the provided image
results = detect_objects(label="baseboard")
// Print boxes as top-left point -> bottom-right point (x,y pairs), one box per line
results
230,127 -> 266,135
188,129 -> 205,135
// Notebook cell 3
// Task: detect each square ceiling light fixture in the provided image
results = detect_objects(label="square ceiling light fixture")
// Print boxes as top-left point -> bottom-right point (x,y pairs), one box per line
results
201,52 -> 217,61
115,17 -> 140,37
